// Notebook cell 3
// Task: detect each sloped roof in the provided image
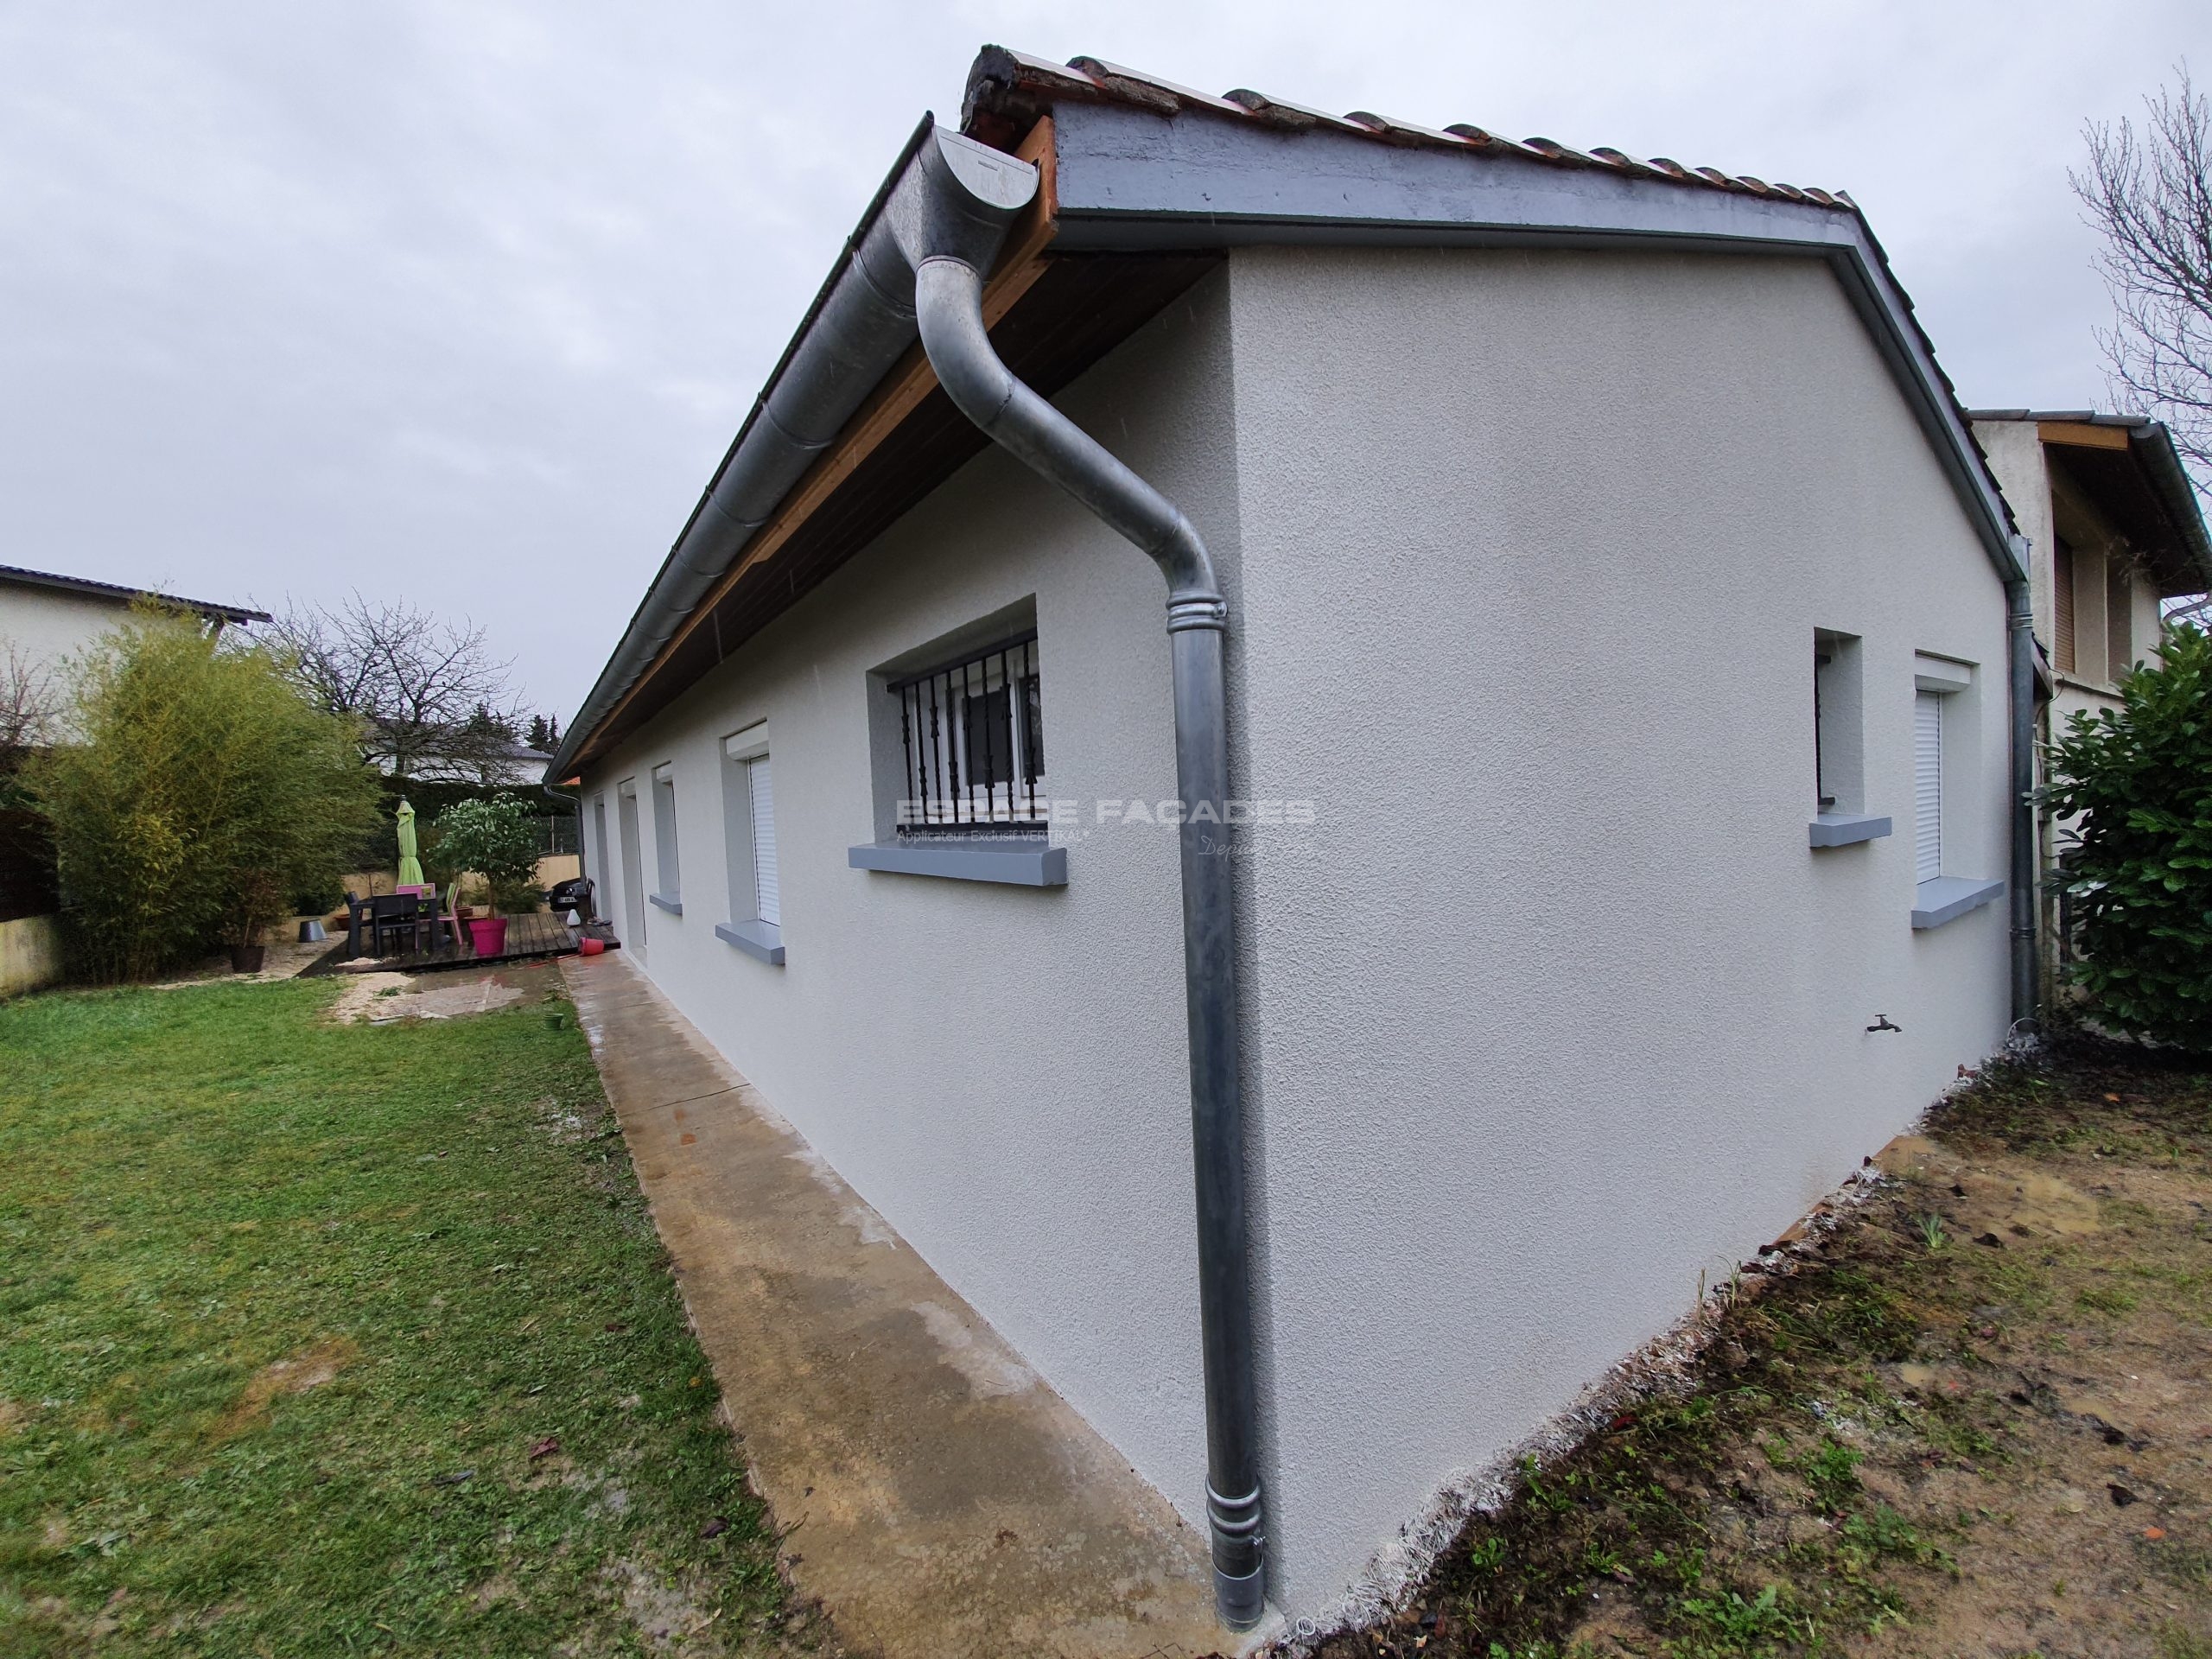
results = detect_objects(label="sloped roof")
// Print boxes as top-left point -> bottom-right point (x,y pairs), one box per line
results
963,48 -> 1861,208
0,562 -> 270,625
552,48 -> 2023,779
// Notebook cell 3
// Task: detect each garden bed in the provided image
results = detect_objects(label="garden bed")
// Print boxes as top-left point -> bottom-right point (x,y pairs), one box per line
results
1308,1041 -> 2212,1659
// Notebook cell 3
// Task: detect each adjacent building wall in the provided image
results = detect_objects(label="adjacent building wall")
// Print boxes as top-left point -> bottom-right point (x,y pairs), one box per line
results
1224,246 -> 2014,1609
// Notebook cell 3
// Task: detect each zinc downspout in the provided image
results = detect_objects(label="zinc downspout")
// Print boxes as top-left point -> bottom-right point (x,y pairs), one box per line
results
909,232 -> 1266,1624
2005,553 -> 2040,1027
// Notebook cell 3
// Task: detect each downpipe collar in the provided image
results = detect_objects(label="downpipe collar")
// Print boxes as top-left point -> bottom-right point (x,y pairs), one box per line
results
1207,1480 -> 1266,1630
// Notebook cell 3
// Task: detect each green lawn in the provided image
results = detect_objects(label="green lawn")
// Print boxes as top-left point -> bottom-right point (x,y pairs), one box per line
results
0,975 -> 793,1656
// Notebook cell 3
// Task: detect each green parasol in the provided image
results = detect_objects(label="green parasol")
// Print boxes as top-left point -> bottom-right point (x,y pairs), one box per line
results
396,798 -> 425,887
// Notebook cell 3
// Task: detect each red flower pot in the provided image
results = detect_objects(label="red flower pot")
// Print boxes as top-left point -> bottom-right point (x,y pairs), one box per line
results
467,917 -> 508,957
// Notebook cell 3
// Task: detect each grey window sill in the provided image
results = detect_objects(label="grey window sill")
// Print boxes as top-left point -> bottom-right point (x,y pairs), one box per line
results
1912,875 -> 2005,931
1809,812 -> 1892,849
848,838 -> 1067,887
715,918 -> 785,964
649,893 -> 683,915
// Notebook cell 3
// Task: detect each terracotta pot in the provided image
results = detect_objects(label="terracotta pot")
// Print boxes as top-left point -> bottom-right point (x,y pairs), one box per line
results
466,917 -> 508,957
230,944 -> 267,974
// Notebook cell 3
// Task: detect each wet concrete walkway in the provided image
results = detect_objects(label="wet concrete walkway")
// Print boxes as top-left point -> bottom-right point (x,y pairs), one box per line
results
560,953 -> 1225,1659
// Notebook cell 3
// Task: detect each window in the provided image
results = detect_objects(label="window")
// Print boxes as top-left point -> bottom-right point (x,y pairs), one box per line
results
1808,631 -> 1887,848
716,722 -> 783,964
1909,653 -> 2004,929
592,795 -> 609,903
890,633 -> 1046,836
615,780 -> 646,950
1913,689 -> 1943,883
2054,538 -> 2076,674
649,763 -> 682,913
2107,556 -> 2133,682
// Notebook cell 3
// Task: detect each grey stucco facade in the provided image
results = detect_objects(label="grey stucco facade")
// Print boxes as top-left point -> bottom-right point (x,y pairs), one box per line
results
575,243 -> 2013,1618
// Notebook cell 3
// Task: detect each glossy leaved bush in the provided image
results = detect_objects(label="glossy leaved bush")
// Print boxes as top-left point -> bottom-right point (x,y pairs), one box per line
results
2048,620 -> 2212,1048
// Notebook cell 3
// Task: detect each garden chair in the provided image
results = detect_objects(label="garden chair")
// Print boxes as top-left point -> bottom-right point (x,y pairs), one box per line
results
366,893 -> 431,957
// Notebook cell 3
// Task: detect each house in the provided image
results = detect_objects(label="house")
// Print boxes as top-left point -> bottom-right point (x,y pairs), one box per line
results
1968,411 -> 2209,718
1967,412 -> 2212,983
548,48 -> 2040,1630
0,560 -> 268,689
365,734 -> 556,788
0,563 -> 270,997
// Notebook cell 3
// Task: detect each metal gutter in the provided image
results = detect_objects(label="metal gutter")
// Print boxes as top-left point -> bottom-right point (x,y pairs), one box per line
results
544,116 -> 938,786
912,245 -> 1266,1629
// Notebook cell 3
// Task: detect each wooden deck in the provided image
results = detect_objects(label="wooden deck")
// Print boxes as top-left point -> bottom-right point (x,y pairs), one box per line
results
328,912 -> 617,976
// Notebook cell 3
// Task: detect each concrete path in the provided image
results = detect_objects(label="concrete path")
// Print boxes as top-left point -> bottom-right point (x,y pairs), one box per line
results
561,953 -> 1226,1659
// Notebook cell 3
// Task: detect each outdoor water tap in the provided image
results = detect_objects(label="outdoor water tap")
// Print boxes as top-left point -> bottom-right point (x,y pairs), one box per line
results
1866,1014 -> 1903,1033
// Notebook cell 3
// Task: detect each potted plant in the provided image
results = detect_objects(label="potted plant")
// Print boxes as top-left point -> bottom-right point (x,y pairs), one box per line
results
227,870 -> 283,974
429,797 -> 542,958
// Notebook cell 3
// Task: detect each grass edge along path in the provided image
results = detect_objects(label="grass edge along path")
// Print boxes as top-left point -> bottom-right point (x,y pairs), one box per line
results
0,973 -> 821,1657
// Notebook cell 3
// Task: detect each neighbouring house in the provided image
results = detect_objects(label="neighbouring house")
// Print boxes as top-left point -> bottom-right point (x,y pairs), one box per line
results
1967,411 -> 2212,984
0,563 -> 270,996
365,735 -> 556,788
549,48 -> 2044,1629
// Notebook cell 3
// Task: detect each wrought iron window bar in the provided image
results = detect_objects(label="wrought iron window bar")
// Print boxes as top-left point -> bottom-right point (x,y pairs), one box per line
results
890,632 -> 1046,836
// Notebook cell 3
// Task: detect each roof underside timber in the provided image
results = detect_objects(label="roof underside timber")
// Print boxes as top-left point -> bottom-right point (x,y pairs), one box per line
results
1967,410 -> 2212,598
558,48 -> 2023,778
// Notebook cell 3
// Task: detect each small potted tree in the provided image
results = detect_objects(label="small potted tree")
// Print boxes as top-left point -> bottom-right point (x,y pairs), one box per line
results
226,870 -> 283,973
430,797 -> 542,958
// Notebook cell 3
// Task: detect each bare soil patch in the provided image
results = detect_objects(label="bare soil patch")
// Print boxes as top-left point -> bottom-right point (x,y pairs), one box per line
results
1305,1042 -> 2212,1659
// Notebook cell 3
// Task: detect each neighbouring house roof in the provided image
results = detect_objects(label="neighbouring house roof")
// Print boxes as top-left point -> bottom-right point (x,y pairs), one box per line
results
551,47 -> 2024,782
0,562 -> 271,626
1964,410 -> 2212,598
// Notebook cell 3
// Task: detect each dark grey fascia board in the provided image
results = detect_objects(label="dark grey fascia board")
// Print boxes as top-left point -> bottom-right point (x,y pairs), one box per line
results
1911,875 -> 2005,930
715,918 -> 785,964
1809,813 -> 1892,849
648,893 -> 683,915
1045,100 -> 2023,590
849,838 -> 1068,887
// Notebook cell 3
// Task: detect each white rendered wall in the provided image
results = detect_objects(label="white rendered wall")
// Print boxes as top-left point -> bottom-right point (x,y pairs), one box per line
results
578,276 -> 1242,1535
0,585 -> 133,712
581,245 -> 2017,1625
1222,245 -> 2015,1611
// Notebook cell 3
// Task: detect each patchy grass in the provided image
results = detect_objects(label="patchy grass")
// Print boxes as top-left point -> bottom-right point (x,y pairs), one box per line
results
0,973 -> 821,1656
1310,1041 -> 2212,1658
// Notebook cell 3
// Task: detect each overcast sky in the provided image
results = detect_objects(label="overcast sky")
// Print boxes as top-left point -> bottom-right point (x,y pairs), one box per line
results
3,1 -> 2206,723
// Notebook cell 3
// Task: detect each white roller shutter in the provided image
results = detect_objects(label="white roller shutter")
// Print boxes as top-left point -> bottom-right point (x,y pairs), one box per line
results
747,757 -> 780,925
1913,690 -> 1942,883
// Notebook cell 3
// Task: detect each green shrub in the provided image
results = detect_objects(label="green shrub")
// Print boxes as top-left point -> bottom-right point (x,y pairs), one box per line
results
430,796 -> 542,915
2047,620 -> 2212,1048
25,609 -> 382,980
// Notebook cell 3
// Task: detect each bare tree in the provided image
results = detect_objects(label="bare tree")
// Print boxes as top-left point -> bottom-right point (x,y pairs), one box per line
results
2075,67 -> 2212,474
270,595 -> 524,785
0,642 -> 59,777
